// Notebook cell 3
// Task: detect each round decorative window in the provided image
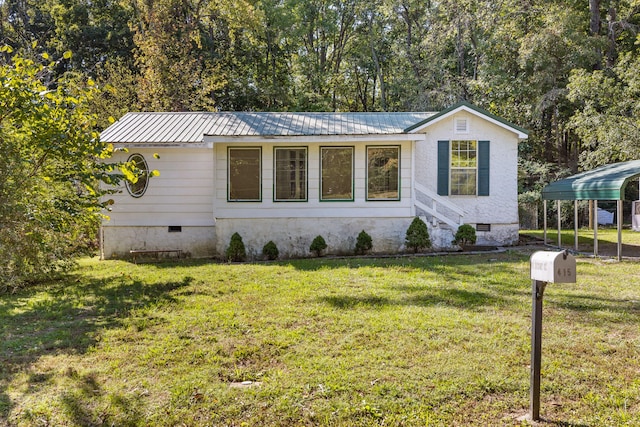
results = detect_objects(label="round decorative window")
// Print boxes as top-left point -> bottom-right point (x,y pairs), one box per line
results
126,154 -> 149,198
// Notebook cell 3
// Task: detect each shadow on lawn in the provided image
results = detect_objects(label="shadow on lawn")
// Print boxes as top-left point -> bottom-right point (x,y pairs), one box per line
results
321,287 -> 505,310
0,273 -> 193,423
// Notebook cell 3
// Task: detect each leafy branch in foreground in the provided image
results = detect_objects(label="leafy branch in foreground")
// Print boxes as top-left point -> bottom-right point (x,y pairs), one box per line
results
0,47 -> 142,291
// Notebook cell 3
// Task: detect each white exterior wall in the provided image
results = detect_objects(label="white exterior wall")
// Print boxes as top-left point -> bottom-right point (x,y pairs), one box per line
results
102,226 -> 215,259
212,140 -> 415,257
100,110 -> 522,259
413,111 -> 520,246
101,147 -> 216,258
213,140 -> 413,219
215,217 -> 412,259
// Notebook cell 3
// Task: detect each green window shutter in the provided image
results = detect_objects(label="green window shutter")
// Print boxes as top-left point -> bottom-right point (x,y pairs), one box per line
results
437,140 -> 449,196
478,140 -> 490,196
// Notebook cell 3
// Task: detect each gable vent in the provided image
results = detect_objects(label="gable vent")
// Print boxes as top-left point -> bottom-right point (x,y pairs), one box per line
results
455,118 -> 469,134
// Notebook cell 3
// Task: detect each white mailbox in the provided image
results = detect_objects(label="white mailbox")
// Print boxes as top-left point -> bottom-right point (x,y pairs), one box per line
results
530,250 -> 576,283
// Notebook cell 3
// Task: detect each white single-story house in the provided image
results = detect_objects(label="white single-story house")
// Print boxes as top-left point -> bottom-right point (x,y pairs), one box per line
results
99,101 -> 528,259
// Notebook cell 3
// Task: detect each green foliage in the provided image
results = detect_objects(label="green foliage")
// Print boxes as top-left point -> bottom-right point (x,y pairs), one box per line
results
454,224 -> 477,247
226,232 -> 246,262
4,0 -> 640,210
262,240 -> 279,260
567,52 -> 640,169
309,235 -> 327,257
354,230 -> 373,255
405,217 -> 431,253
0,50 -> 138,290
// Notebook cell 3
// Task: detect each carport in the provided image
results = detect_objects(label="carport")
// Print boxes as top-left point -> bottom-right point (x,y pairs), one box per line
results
541,160 -> 640,260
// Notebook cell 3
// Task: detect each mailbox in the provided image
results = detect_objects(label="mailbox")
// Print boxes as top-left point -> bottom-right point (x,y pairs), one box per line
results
528,249 -> 577,421
530,250 -> 576,284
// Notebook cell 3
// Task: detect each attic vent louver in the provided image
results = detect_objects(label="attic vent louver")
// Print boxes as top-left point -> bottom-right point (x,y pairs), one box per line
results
455,118 -> 468,134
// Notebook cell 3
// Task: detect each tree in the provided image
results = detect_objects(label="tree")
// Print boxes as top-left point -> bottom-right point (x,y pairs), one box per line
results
0,49 -> 131,290
568,50 -> 640,168
131,0 -> 221,111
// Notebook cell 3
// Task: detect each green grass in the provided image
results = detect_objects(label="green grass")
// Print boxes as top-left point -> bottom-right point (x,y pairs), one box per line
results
521,228 -> 640,257
1,251 -> 639,426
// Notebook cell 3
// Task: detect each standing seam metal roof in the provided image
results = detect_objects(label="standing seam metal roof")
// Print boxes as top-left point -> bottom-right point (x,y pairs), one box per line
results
100,111 -> 438,144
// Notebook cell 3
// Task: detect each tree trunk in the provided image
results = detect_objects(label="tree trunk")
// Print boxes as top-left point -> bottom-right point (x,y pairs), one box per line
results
589,0 -> 602,69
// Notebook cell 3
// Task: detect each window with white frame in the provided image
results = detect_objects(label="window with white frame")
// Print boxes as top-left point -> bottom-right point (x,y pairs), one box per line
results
320,147 -> 353,201
228,147 -> 261,201
274,147 -> 307,201
366,146 -> 400,200
450,140 -> 477,195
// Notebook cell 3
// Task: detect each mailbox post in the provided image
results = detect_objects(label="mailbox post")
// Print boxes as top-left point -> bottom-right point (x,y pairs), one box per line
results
529,250 -> 576,421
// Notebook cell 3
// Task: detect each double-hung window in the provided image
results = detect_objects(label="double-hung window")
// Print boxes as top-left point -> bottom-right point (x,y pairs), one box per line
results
274,147 -> 307,201
228,147 -> 261,201
366,146 -> 400,200
450,140 -> 477,196
438,140 -> 490,196
320,147 -> 353,201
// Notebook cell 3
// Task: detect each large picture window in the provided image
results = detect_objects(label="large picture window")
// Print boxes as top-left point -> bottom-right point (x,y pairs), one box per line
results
274,147 -> 307,201
228,147 -> 261,201
450,140 -> 477,195
320,147 -> 353,201
367,146 -> 400,200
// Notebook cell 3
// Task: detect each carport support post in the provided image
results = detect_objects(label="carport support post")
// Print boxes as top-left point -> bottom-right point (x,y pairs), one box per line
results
618,199 -> 623,261
557,200 -> 562,248
574,200 -> 579,251
594,200 -> 598,256
530,279 -> 546,422
543,200 -> 548,245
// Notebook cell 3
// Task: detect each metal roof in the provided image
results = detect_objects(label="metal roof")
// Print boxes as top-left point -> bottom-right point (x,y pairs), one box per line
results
542,160 -> 640,201
100,111 -> 437,144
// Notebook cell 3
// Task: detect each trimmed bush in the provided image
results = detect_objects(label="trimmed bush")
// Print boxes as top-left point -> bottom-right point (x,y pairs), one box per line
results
354,230 -> 373,255
262,240 -> 279,260
310,235 -> 327,257
226,232 -> 246,262
454,224 -> 477,247
405,217 -> 431,253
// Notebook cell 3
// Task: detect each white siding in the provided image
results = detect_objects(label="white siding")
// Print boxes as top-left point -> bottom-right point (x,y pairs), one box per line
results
213,141 -> 413,219
103,147 -> 215,227
414,111 -> 519,245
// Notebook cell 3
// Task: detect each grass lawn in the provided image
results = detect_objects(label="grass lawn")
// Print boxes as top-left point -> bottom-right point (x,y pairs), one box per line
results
1,250 -> 639,426
521,228 -> 640,257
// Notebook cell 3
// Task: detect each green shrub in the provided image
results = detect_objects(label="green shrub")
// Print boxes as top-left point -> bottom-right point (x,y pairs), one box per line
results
226,232 -> 246,262
262,240 -> 279,260
454,224 -> 477,247
405,217 -> 431,253
355,230 -> 373,255
310,235 -> 328,257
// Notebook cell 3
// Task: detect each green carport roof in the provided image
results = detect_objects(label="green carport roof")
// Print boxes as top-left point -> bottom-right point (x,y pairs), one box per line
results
542,160 -> 640,201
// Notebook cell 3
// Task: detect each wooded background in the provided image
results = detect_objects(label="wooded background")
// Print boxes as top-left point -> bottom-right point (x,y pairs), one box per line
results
2,0 -> 639,198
